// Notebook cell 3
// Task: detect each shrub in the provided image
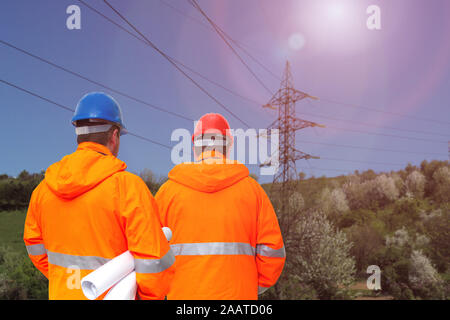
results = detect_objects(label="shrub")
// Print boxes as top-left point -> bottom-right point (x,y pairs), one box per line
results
346,224 -> 384,274
290,211 -> 356,299
409,250 -> 444,299
0,246 -> 48,300
385,227 -> 410,248
423,209 -> 450,273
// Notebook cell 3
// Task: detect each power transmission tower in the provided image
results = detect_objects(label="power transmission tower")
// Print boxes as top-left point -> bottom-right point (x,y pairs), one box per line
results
262,61 -> 324,188
260,61 -> 324,299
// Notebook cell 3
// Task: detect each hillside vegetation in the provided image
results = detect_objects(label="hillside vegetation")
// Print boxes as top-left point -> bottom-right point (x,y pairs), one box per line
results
0,160 -> 448,299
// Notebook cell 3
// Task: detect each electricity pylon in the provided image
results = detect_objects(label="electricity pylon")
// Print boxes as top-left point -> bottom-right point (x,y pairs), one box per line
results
262,61 -> 324,187
260,61 -> 325,299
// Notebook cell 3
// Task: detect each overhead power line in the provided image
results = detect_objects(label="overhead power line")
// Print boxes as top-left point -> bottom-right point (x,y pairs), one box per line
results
189,0 -> 274,95
158,0 -> 281,81
319,157 -> 405,167
320,98 -> 450,126
77,0 -> 262,107
6,36 -> 444,144
1,79 -> 74,113
324,124 -> 448,144
255,2 -> 450,127
101,0 -> 251,128
296,139 -> 447,157
6,38 -> 446,147
0,39 -> 194,122
2,79 -> 446,172
300,101 -> 449,138
79,0 -> 450,133
297,167 -> 353,174
0,79 -> 172,150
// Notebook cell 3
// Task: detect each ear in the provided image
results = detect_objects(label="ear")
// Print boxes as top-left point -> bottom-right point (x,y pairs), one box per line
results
111,128 -> 119,145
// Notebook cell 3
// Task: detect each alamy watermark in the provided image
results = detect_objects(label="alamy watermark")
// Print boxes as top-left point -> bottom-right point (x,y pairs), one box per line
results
366,265 -> 382,290
66,5 -> 81,30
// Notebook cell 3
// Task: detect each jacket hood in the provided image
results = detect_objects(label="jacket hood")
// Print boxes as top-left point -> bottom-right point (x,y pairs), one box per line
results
45,142 -> 127,199
168,152 -> 249,193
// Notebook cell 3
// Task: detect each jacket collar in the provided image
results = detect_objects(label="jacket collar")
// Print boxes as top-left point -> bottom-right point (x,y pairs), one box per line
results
77,142 -> 113,156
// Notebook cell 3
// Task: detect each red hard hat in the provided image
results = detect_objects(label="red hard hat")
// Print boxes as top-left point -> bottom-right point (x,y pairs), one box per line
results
192,113 -> 233,143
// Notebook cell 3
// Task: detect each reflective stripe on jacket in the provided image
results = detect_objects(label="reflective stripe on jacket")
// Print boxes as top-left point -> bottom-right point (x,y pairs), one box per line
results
156,151 -> 285,300
24,142 -> 174,300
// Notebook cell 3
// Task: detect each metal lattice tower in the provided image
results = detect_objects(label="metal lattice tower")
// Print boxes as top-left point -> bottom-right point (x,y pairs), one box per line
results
259,61 -> 325,299
262,61 -> 324,187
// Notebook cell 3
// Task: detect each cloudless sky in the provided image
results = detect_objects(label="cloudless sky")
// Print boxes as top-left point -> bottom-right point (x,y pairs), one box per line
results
1,0 -> 449,183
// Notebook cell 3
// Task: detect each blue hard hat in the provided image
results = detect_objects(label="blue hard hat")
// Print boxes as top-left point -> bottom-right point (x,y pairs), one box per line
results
72,92 -> 127,135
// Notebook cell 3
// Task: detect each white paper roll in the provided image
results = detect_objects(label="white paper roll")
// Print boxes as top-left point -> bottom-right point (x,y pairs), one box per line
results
103,271 -> 137,300
81,251 -> 135,300
162,227 -> 172,242
81,228 -> 173,300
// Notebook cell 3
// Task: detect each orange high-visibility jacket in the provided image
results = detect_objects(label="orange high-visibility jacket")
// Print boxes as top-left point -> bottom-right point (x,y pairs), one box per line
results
156,152 -> 285,300
23,142 -> 175,300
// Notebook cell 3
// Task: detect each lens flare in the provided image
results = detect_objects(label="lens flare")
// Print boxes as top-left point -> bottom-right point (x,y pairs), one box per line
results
288,33 -> 306,51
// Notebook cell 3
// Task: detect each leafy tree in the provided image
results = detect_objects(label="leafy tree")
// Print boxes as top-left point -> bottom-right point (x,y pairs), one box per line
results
290,211 -> 356,299
420,160 -> 449,197
298,172 -> 306,181
405,171 -> 426,198
432,166 -> 450,203
317,187 -> 349,218
423,209 -> 450,272
139,169 -> 167,195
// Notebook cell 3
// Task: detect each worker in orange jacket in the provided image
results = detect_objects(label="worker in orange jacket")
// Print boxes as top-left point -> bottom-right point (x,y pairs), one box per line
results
156,113 -> 285,300
23,92 -> 175,300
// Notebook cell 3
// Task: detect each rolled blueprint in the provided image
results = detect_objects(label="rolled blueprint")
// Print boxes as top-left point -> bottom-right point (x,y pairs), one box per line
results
103,271 -> 137,300
81,250 -> 135,300
162,227 -> 172,242
81,227 -> 173,300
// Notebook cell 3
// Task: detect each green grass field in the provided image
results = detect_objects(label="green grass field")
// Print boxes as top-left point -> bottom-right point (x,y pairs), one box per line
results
0,210 -> 27,254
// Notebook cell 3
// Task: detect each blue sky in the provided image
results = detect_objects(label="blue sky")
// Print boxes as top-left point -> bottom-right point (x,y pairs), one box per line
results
1,0 -> 449,183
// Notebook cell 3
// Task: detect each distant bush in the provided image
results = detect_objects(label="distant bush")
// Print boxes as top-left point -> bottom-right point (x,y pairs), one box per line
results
0,171 -> 44,211
139,169 -> 167,195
